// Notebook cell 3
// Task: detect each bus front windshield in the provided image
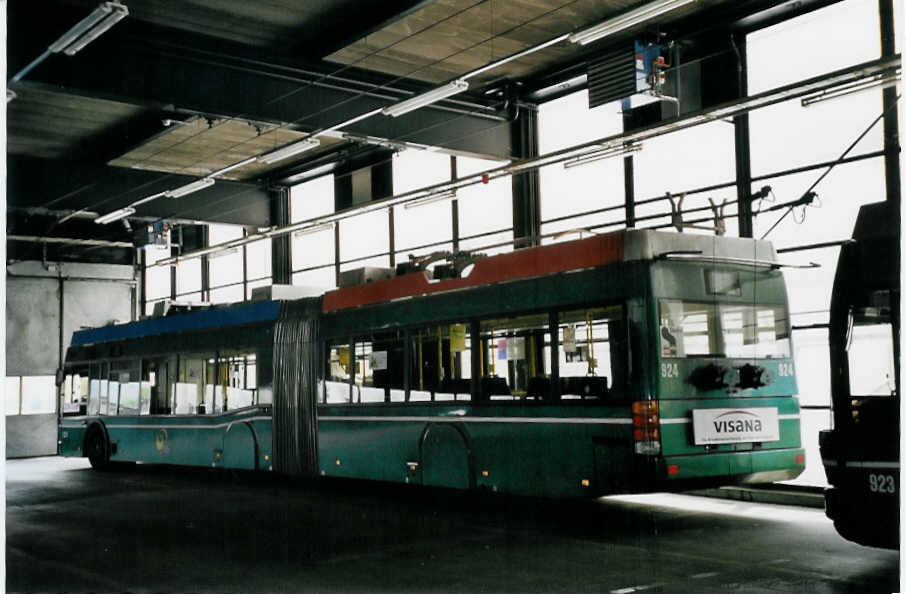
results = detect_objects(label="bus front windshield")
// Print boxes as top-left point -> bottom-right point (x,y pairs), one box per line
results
659,300 -> 791,359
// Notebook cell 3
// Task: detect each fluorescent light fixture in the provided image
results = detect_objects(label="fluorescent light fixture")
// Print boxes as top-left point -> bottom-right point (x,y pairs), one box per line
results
382,80 -> 469,118
257,138 -> 321,165
569,0 -> 696,45
801,73 -> 900,107
6,89 -> 16,103
95,206 -> 135,225
166,178 -> 215,198
404,191 -> 457,210
208,246 -> 241,259
49,2 -> 129,56
563,143 -> 642,169
292,222 -> 336,238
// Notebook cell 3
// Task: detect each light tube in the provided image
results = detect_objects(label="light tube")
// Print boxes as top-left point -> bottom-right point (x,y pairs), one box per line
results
801,74 -> 900,107
166,177 -> 215,198
403,191 -> 457,210
49,2 -> 128,55
257,138 -> 321,165
382,80 -> 469,118
292,222 -> 336,238
95,206 -> 135,225
563,143 -> 642,169
569,0 -> 696,45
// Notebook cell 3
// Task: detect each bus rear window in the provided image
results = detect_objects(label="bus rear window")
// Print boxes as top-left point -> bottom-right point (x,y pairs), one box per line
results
659,300 -> 791,359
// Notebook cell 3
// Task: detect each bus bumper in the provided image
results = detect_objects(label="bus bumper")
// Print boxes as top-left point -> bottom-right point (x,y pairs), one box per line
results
825,485 -> 899,549
660,447 -> 806,485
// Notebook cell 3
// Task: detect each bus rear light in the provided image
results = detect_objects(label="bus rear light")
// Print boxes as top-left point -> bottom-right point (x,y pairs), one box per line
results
632,401 -> 659,415
633,427 -> 660,441
632,400 -> 661,456
633,414 -> 659,426
668,464 -> 680,476
796,454 -> 805,465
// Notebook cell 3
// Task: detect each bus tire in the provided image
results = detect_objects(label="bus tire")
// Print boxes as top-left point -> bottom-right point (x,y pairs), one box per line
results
85,426 -> 110,470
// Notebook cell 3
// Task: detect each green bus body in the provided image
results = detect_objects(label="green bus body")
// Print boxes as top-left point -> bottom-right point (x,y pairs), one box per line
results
60,230 -> 804,498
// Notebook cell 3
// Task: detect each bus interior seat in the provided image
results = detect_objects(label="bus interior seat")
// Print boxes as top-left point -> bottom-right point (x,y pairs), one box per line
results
527,376 -> 552,400
477,376 -> 510,401
560,376 -> 608,399
439,378 -> 472,396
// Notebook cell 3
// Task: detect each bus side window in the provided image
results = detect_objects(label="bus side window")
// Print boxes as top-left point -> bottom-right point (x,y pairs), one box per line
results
88,361 -> 108,415
111,360 -> 140,416
407,323 -> 471,402
61,367 -> 88,415
143,359 -> 165,414
848,303 -> 896,397
356,331 -> 404,403
174,355 -> 209,414
478,313 -> 549,402
325,342 -> 351,403
557,305 -> 625,400
210,351 -> 257,411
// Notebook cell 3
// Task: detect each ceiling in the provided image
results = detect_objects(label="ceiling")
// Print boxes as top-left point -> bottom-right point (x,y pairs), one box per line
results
7,0 -> 817,263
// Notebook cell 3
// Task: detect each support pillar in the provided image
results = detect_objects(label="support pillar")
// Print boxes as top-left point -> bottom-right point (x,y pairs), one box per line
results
200,226 -> 210,302
623,155 -> 636,228
879,0 -> 900,226
733,34 -> 754,238
511,103 -> 541,248
270,187 -> 292,285
451,156 -> 460,252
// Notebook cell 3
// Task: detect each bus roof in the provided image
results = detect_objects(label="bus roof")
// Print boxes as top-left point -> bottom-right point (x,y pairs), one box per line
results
70,300 -> 281,347
322,229 -> 777,313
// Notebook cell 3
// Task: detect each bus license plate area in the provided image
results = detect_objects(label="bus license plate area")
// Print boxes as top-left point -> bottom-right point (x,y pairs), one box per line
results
692,407 -> 780,445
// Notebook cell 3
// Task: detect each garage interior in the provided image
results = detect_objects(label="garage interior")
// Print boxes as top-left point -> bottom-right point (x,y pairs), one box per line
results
5,0 -> 901,592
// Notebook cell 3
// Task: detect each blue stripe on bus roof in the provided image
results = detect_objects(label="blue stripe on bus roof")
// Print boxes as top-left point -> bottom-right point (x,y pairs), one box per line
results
70,300 -> 281,346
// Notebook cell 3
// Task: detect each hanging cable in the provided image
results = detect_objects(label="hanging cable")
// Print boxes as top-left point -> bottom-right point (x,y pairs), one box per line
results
760,93 -> 901,239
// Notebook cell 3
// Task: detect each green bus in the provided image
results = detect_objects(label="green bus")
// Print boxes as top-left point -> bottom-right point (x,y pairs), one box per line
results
59,229 -> 804,497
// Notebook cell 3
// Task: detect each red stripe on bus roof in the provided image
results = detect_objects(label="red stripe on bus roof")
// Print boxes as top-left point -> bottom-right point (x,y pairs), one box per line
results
322,232 -> 626,313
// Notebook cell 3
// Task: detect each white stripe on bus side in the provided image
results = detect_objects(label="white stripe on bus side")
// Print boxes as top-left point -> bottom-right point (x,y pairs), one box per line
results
821,460 -> 899,469
95,416 -> 272,431
65,413 -> 799,430
316,416 -> 633,425
844,461 -> 899,469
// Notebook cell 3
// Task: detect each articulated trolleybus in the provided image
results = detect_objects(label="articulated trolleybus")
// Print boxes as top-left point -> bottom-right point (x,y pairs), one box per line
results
60,229 -> 804,498
820,201 -> 899,548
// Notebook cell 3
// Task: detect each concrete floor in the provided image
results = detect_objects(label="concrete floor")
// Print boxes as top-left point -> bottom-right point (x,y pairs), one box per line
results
6,457 -> 899,593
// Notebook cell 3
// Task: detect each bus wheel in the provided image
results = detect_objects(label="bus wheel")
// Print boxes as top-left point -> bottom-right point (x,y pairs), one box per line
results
85,427 -> 110,470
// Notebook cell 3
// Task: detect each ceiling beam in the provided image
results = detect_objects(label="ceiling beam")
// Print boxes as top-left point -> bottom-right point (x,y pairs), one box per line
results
9,7 -> 513,160
8,155 -> 273,227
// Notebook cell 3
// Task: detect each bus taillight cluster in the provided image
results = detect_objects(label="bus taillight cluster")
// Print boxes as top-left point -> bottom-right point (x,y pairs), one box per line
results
632,400 -> 660,455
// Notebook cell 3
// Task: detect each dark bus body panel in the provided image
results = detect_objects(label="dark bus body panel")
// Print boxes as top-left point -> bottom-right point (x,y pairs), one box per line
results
820,201 -> 899,549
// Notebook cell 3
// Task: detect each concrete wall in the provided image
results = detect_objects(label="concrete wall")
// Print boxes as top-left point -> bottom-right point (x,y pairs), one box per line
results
6,261 -> 135,458
6,277 -> 60,375
6,414 -> 57,458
